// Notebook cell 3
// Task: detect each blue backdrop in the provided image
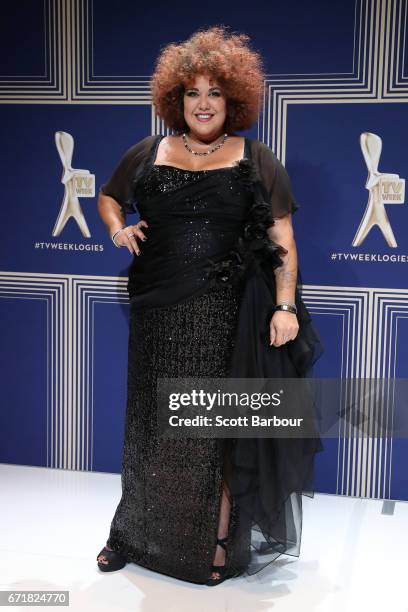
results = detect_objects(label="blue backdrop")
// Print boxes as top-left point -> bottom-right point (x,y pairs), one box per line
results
1,0 -> 407,502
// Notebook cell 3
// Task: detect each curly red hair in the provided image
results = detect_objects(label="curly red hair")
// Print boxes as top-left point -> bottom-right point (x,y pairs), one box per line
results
151,25 -> 265,134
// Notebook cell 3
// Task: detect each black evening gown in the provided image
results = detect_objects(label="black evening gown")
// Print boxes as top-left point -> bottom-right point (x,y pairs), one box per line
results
101,135 -> 324,585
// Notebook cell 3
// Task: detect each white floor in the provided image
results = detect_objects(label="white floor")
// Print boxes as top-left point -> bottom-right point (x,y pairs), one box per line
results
0,463 -> 407,612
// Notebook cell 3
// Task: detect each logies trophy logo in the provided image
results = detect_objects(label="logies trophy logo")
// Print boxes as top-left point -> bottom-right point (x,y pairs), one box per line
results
352,132 -> 405,247
53,131 -> 95,237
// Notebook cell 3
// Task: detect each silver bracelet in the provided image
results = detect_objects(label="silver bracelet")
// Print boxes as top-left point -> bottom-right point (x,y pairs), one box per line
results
111,226 -> 126,248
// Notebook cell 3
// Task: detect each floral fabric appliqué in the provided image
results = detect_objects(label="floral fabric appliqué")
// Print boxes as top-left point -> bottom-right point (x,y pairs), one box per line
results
204,158 -> 288,288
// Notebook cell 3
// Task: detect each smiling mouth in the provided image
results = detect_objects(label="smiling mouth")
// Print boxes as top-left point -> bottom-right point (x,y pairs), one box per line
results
195,114 -> 214,122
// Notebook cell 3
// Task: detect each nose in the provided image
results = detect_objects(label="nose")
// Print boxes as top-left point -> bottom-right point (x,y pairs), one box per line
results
197,95 -> 211,111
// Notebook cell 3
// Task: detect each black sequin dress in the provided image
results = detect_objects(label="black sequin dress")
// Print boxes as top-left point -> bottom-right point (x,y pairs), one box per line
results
101,135 -> 325,585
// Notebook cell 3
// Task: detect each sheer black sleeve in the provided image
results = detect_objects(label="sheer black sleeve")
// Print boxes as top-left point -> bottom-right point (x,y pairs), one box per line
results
254,141 -> 300,219
99,135 -> 156,215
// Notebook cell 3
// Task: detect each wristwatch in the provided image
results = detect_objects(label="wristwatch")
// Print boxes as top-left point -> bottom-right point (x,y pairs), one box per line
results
274,302 -> 297,315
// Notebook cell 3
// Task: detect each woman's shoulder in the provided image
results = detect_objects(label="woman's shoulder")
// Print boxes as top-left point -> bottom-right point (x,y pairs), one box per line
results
124,134 -> 158,156
246,140 -> 282,182
112,135 -> 159,169
248,138 -> 278,161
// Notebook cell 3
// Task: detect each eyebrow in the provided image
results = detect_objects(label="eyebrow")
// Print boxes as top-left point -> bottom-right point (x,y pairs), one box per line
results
185,86 -> 221,91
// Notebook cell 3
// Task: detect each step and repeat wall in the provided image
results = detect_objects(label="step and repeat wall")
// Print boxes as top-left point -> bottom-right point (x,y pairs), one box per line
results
1,0 -> 407,501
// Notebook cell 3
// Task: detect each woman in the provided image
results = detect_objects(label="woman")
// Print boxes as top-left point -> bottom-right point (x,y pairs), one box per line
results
96,25 -> 324,586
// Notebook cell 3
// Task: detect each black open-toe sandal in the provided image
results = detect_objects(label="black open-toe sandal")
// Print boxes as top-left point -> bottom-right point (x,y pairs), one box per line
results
206,536 -> 230,587
96,545 -> 127,572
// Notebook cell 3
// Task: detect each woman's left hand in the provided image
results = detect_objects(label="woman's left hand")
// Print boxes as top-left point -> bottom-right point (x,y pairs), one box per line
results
269,310 -> 299,347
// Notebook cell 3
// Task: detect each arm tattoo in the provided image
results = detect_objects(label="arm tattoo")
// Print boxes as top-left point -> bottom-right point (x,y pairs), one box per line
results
275,265 -> 296,289
274,256 -> 297,304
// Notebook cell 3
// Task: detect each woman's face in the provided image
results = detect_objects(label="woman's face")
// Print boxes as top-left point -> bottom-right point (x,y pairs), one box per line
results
183,73 -> 227,142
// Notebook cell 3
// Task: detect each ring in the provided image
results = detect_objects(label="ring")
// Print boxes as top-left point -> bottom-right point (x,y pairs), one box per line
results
127,233 -> 135,239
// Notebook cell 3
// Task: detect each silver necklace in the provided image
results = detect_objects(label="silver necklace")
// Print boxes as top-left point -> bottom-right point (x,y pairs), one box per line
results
182,132 -> 228,156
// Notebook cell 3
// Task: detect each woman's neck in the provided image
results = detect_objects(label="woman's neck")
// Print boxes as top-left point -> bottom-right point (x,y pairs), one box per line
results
185,131 -> 226,146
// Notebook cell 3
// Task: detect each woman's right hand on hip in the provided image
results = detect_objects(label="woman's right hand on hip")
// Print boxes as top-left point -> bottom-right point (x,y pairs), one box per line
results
115,220 -> 149,255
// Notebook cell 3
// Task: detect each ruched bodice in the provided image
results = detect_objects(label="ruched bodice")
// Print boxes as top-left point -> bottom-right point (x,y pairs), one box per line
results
127,147 -> 254,307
